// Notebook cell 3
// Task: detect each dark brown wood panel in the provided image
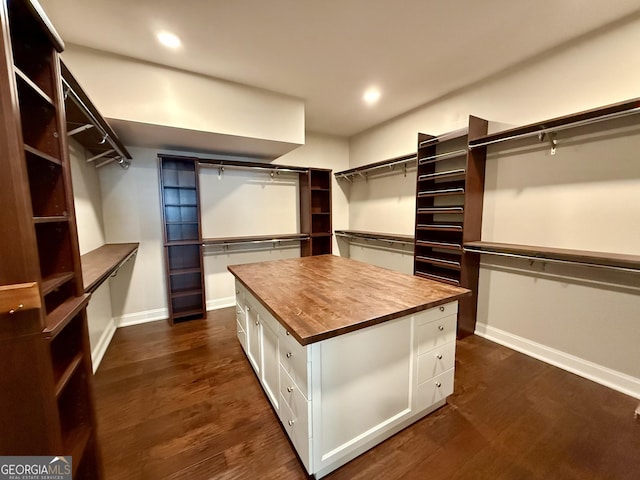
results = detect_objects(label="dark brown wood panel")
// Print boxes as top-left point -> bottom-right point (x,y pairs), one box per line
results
94,308 -> 640,480
228,255 -> 469,345
80,243 -> 139,293
464,240 -> 640,271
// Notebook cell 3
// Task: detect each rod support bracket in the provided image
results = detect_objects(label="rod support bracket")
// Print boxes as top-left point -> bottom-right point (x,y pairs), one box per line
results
539,132 -> 558,155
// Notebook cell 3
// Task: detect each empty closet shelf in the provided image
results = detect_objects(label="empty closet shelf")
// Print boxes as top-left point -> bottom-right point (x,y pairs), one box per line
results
415,254 -> 462,270
417,207 -> 464,215
81,243 -> 139,293
416,223 -> 463,232
418,169 -> 466,182
415,240 -> 462,251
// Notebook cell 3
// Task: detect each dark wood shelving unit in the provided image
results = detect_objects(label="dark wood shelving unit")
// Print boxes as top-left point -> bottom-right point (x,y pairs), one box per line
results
414,116 -> 488,337
300,168 -> 333,256
159,156 -> 206,324
0,1 -> 102,476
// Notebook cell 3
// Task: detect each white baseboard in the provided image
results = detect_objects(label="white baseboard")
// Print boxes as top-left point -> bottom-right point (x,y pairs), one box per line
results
114,307 -> 168,327
474,322 -> 640,400
91,318 -> 116,373
206,296 -> 235,312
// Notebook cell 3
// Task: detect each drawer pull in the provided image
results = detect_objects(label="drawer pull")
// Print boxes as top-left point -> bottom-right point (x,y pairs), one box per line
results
438,325 -> 444,331
436,354 -> 443,360
255,320 -> 259,326
247,306 -> 251,311
286,352 -> 292,358
435,382 -> 442,388
439,306 -> 445,312
286,331 -> 290,336
236,290 -> 239,294
288,419 -> 295,426
287,386 -> 294,392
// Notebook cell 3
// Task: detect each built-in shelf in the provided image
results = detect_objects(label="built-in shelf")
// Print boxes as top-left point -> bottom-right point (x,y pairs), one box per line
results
464,241 -> 640,273
15,66 -> 54,105
24,144 -> 62,165
334,153 -> 416,181
80,243 -> 139,293
469,97 -> 640,149
335,230 -> 414,246
54,353 -> 83,397
41,271 -> 75,295
44,294 -> 91,339
418,127 -> 468,149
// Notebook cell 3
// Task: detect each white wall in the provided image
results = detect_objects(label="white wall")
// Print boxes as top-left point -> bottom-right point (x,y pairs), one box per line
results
68,139 -> 115,370
98,133 -> 350,322
348,16 -> 640,397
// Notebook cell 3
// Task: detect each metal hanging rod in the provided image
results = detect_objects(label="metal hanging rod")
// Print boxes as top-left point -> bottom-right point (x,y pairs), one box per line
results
464,247 -> 640,274
202,235 -> 310,248
335,155 -> 417,180
335,231 -> 414,246
62,77 -> 130,166
199,163 -> 307,175
469,106 -> 640,149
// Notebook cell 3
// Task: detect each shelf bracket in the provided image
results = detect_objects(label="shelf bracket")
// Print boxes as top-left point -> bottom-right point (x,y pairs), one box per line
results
67,123 -> 94,137
538,132 -> 558,155
218,167 -> 224,179
404,163 -> 408,177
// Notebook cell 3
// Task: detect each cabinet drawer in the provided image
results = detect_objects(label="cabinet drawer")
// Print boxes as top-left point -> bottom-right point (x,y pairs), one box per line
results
236,320 -> 247,353
279,334 -> 310,399
416,314 -> 456,354
416,342 -> 456,385
279,365 -> 311,437
235,302 -> 246,327
414,301 -> 458,326
415,369 -> 454,411
280,392 -> 312,473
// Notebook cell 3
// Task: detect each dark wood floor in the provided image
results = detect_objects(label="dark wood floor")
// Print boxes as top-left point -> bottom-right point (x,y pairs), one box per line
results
94,308 -> 640,479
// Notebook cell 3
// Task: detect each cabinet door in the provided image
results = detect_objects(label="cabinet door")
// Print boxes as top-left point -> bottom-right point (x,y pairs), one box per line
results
260,320 -> 280,411
246,304 -> 261,375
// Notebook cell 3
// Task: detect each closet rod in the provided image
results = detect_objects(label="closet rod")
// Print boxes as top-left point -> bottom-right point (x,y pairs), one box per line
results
464,247 -> 640,274
203,236 -> 310,248
199,163 -> 308,174
62,77 -> 129,164
469,106 -> 640,149
335,155 -> 417,180
335,232 -> 414,246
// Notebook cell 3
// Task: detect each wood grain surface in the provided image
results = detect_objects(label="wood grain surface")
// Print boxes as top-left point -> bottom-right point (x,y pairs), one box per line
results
228,255 -> 469,345
81,243 -> 139,293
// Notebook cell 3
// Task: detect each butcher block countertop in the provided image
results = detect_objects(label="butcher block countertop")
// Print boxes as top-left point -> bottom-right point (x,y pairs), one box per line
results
228,255 -> 469,345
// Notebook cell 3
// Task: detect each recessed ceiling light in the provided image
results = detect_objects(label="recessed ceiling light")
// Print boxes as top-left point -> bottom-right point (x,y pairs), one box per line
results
157,31 -> 182,49
363,87 -> 381,105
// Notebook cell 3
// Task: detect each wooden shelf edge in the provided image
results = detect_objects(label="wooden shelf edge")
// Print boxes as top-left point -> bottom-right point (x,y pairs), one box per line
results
44,294 -> 91,339
418,127 -> 469,149
66,425 -> 92,476
41,271 -> 75,295
172,308 -> 205,319
24,144 -> 62,165
335,230 -> 414,243
469,97 -> 640,148
55,352 -> 84,398
14,66 -> 55,105
81,243 -> 139,293
464,241 -> 640,272
414,271 -> 461,286
171,289 -> 203,298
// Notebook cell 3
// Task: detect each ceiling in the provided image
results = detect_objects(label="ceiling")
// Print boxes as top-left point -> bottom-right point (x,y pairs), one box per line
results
39,0 -> 640,137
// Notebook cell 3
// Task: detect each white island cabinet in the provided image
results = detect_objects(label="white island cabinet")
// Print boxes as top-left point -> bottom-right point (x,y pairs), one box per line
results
229,255 -> 468,478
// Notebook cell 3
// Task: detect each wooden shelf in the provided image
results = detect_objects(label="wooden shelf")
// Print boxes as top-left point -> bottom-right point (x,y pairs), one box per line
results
171,288 -> 203,298
41,271 -> 75,295
54,352 -> 83,397
203,233 -> 310,246
415,271 -> 461,286
415,239 -> 462,252
172,308 -> 205,319
14,66 -> 54,105
33,215 -> 68,224
417,206 -> 464,215
24,143 -> 62,165
416,254 -> 462,271
335,230 -> 414,245
66,425 -> 92,477
464,241 -> 640,272
469,97 -> 640,148
165,240 -> 202,246
81,243 -> 139,293
418,127 -> 468,149
43,294 -> 91,339
416,222 -> 463,232
169,267 -> 202,276
334,153 -> 416,180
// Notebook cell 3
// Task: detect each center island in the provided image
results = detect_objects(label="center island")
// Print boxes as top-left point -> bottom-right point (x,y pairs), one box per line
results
228,254 -> 469,478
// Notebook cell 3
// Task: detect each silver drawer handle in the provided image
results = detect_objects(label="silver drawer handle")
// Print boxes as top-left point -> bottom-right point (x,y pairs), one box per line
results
436,354 -> 443,360
247,306 -> 251,311
439,306 -> 445,312
435,382 -> 442,388
287,386 -> 293,392
286,331 -> 290,336
288,419 -> 295,426
286,352 -> 292,358
255,320 -> 259,326
438,325 -> 444,331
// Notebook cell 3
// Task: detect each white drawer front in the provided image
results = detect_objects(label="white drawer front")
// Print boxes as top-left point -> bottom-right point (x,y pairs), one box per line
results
234,280 -> 246,303
416,342 -> 456,385
279,335 -> 310,398
414,301 -> 458,326
415,369 -> 454,410
279,365 -> 311,437
280,392 -> 312,473
236,320 -> 247,353
235,302 -> 246,327
416,314 -> 456,354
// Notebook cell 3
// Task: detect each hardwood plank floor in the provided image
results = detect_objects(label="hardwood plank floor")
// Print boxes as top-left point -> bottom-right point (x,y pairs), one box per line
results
94,308 -> 640,479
